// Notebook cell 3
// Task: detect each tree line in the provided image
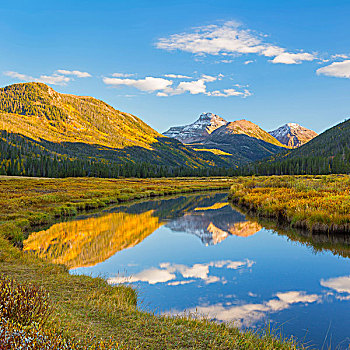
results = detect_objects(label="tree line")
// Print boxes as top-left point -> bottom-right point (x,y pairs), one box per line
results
0,130 -> 236,178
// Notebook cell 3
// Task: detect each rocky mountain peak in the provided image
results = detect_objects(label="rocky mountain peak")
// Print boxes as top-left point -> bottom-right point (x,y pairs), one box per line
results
198,112 -> 223,122
163,112 -> 227,143
287,122 -> 300,128
211,119 -> 284,147
269,123 -> 318,148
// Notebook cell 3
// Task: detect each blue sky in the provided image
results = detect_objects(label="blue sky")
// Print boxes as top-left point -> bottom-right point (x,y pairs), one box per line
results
0,0 -> 349,134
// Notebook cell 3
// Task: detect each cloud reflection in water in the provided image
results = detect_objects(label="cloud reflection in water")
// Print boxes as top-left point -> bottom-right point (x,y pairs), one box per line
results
184,291 -> 321,327
107,259 -> 254,285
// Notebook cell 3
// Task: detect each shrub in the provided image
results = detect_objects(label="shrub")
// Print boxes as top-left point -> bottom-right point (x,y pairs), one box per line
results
0,275 -> 121,349
0,274 -> 51,327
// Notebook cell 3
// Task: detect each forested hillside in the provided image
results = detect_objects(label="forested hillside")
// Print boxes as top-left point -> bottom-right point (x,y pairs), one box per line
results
236,118 -> 350,175
2,82 -> 346,178
0,82 -> 239,177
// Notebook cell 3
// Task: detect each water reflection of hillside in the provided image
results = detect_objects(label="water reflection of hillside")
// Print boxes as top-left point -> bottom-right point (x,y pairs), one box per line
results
24,211 -> 161,268
166,202 -> 261,245
230,204 -> 350,259
281,228 -> 350,259
118,193 -> 262,245
24,192 -> 261,269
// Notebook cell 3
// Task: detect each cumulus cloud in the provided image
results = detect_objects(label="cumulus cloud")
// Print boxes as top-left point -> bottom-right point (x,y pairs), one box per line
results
175,79 -> 207,94
316,60 -> 350,78
4,71 -> 32,80
107,259 -> 254,286
56,69 -> 91,78
185,291 -> 320,327
38,74 -> 71,85
4,69 -> 92,85
271,52 -> 315,64
103,76 -> 173,92
4,71 -> 71,85
103,73 -> 250,98
156,21 -> 316,65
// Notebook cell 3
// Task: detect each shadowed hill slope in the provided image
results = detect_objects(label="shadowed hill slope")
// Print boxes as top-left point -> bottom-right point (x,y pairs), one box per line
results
237,118 -> 350,175
191,120 -> 285,163
0,83 -> 240,176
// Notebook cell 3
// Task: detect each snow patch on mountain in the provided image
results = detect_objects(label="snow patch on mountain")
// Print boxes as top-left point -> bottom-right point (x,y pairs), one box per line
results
163,112 -> 227,143
269,123 -> 318,148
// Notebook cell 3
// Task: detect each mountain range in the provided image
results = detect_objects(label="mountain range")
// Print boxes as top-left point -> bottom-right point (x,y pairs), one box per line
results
1,81 -> 348,178
163,112 -> 317,162
0,83 -> 238,178
238,116 -> 350,175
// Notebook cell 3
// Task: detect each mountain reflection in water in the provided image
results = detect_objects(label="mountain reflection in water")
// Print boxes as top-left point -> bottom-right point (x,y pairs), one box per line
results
24,211 -> 162,268
23,192 -> 350,349
24,193 -> 260,268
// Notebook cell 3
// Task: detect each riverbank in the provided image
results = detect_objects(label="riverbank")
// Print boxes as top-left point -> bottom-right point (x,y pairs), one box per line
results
1,176 -> 304,349
229,175 -> 350,233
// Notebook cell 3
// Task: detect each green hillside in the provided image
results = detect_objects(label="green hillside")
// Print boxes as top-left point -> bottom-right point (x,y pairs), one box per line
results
0,82 -> 160,149
237,118 -> 350,175
0,82 -> 240,177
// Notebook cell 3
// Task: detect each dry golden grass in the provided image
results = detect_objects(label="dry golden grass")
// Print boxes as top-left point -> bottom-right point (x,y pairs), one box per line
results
229,174 -> 350,232
0,176 -> 306,349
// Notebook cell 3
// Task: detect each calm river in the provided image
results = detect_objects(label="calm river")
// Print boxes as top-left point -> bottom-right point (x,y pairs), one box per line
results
24,192 -> 350,349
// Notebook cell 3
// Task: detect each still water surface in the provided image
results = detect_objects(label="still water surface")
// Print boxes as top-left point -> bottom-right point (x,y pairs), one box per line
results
25,192 -> 350,349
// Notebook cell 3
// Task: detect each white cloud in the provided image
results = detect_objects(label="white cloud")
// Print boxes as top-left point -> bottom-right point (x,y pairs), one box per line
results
164,74 -> 192,79
201,74 -> 218,82
56,69 -> 91,78
185,291 -> 320,327
108,259 -> 254,286
176,79 -> 207,94
103,76 -> 173,92
4,71 -> 72,85
244,60 -> 254,65
208,88 -> 251,98
168,280 -> 196,286
111,73 -> 136,77
316,60 -> 350,78
320,275 -> 350,294
110,268 -> 176,285
226,259 -> 254,269
156,21 -> 316,65
331,54 -> 349,60
271,52 -> 316,64
104,73 -> 250,98
4,71 -> 32,80
4,69 -> 92,85
38,74 -> 71,85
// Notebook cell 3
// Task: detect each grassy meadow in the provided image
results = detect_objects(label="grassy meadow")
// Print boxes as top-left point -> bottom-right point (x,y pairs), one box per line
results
0,176 -> 305,349
229,174 -> 350,232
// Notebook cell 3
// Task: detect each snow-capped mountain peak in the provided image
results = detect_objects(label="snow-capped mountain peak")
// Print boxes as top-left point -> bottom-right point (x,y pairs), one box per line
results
163,112 -> 227,143
269,123 -> 318,148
